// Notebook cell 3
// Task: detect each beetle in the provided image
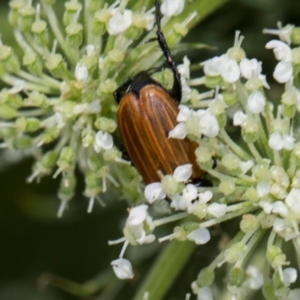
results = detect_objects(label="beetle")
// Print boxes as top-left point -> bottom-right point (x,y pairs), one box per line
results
114,0 -> 212,186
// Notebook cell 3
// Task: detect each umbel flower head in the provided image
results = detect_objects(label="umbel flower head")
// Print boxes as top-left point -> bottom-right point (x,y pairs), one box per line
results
2,0 -> 300,299
0,0 -> 200,217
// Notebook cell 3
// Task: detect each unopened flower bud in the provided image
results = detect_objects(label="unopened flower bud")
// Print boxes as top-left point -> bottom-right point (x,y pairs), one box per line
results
241,117 -> 260,143
12,135 -> 33,149
63,1 -> 82,26
66,23 -> 83,48
18,5 -> 35,32
240,214 -> 258,232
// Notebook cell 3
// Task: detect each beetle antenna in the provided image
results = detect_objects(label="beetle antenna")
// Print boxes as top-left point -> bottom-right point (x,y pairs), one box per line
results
155,0 -> 182,103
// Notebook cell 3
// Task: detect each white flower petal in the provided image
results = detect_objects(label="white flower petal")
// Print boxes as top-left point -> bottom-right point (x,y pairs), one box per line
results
266,40 -> 292,61
197,286 -> 213,300
256,182 -> 271,197
221,58 -> 240,83
187,227 -> 211,245
283,268 -> 297,287
177,105 -> 192,122
233,110 -> 247,126
245,266 -> 264,290
285,188 -> 300,217
207,202 -> 227,217
107,10 -> 132,35
168,123 -> 187,139
161,0 -> 184,16
259,201 -> 273,214
240,160 -> 254,174
268,132 -> 284,151
240,58 -> 262,79
272,201 -> 288,217
198,191 -> 213,204
273,217 -> 287,233
203,55 -> 227,76
111,258 -> 134,279
173,164 -> 192,182
182,184 -> 198,202
199,112 -> 219,137
75,64 -> 89,81
95,131 -> 113,151
144,182 -> 166,203
283,134 -> 295,150
127,205 -> 148,226
247,90 -> 266,114
273,61 -> 293,83
178,56 -> 190,79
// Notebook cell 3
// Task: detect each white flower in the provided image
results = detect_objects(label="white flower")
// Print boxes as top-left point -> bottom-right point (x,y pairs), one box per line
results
259,201 -> 273,214
111,258 -> 134,279
266,40 -> 292,83
268,132 -> 295,151
198,191 -> 213,204
240,58 -> 262,79
107,10 -> 132,35
197,287 -> 213,300
161,0 -> 184,17
187,227 -> 211,245
285,188 -> 300,217
247,90 -> 266,114
233,110 -> 247,126
256,182 -> 271,197
207,203 -> 227,217
240,160 -> 254,173
168,122 -> 187,139
273,217 -> 288,233
144,182 -> 166,203
244,266 -> 264,290
126,205 -> 149,226
178,56 -> 190,79
203,55 -> 225,76
263,23 -> 294,45
282,268 -> 297,287
221,58 -> 240,83
173,164 -> 192,182
75,63 -> 88,81
198,110 -> 219,137
94,131 -> 113,152
272,201 -> 288,217
182,184 -> 198,202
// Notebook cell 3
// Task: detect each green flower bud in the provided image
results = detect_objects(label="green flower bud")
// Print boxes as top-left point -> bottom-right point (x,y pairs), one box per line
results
23,52 -> 43,75
219,180 -> 236,195
262,281 -> 276,300
205,75 -> 222,89
87,0 -> 102,13
245,77 -> 263,91
57,147 -> 75,171
31,20 -> 49,46
275,287 -> 290,299
173,226 -> 187,241
266,245 -> 287,268
18,5 -> 35,32
94,117 -> 117,133
291,27 -> 300,45
185,115 -> 202,137
63,1 -> 82,26
0,104 -> 16,119
182,222 -> 199,234
161,175 -> 181,195
97,79 -> 118,95
260,214 -> 276,229
66,23 -> 83,48
45,54 -> 68,79
243,187 -> 259,202
26,91 -> 48,107
0,45 -> 20,73
270,183 -> 287,200
40,127 -> 60,144
41,0 -> 56,5
281,90 -> 297,118
227,47 -> 245,62
293,142 -> 300,163
222,90 -> 238,106
272,270 -> 284,290
106,48 -> 125,64
252,163 -> 270,181
224,242 -> 246,263
0,127 -> 17,139
195,146 -> 213,170
228,266 -> 244,287
196,267 -> 215,287
41,151 -> 59,170
85,171 -> 102,196
240,214 -> 258,232
103,147 -> 122,161
241,117 -> 260,143
221,153 -> 241,175
12,135 -> 33,149
58,172 -> 76,202
57,101 -> 76,119
93,9 -> 110,35
15,117 -> 40,132
9,0 -> 25,27
292,47 -> 300,64
291,170 -> 300,188
81,128 -> 95,147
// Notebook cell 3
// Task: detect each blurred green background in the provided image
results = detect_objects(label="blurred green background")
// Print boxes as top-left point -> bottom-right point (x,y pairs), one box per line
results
0,0 -> 299,299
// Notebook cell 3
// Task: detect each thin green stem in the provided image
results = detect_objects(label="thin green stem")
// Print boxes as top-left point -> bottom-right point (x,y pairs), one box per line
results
132,240 -> 196,300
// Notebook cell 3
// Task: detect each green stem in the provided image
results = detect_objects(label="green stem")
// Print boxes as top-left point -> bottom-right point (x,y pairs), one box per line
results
132,240 -> 196,300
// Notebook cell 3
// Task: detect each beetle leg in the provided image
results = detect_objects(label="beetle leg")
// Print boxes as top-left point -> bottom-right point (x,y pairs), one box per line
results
154,0 -> 182,103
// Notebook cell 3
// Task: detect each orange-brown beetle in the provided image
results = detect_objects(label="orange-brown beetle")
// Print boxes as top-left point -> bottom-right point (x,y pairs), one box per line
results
114,0 -> 211,186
